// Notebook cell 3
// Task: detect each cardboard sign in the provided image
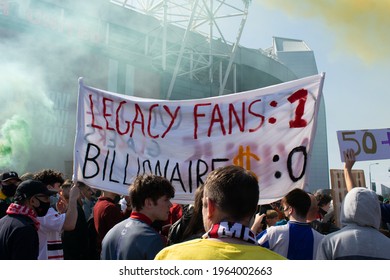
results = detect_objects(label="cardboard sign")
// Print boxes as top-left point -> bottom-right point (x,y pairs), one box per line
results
337,128 -> 390,162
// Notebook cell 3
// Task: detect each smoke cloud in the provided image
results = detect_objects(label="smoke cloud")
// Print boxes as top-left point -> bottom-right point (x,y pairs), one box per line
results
0,0 -> 106,175
260,0 -> 390,62
0,60 -> 54,172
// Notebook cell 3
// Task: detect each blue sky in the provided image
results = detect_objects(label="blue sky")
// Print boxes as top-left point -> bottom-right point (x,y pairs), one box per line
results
239,1 -> 390,189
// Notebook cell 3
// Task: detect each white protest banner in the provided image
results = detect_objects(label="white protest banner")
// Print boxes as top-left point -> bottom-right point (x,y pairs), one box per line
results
337,128 -> 390,162
73,73 -> 325,204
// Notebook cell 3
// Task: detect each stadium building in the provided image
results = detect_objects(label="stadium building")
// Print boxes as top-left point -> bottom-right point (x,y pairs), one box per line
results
0,0 -> 329,193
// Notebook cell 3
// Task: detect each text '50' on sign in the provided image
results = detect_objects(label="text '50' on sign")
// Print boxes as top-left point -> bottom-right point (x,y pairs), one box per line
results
337,128 -> 390,162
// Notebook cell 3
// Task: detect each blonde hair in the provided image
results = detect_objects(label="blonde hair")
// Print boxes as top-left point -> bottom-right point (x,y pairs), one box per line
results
266,209 -> 278,219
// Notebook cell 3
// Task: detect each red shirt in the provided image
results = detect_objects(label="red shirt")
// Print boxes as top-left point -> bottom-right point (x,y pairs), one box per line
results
93,197 -> 129,254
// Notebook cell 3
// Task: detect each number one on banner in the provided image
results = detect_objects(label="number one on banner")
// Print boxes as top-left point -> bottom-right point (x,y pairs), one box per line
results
288,89 -> 308,128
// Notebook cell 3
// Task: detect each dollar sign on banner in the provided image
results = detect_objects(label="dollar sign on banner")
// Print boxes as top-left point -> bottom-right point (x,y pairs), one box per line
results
233,145 -> 260,175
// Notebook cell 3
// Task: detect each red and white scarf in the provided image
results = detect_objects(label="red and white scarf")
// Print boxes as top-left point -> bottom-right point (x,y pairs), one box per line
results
204,221 -> 258,245
6,203 -> 40,230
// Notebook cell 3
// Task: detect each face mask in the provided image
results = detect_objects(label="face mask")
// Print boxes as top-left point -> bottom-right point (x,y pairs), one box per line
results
1,184 -> 18,197
34,197 -> 51,217
50,193 -> 59,208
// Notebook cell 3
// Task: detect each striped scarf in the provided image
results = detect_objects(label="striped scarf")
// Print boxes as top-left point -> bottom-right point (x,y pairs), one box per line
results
6,203 -> 40,230
204,221 -> 258,245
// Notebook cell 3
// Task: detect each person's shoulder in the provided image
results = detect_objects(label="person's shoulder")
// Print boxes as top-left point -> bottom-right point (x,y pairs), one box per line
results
3,215 -> 37,236
312,227 -> 325,238
257,223 -> 289,241
39,207 -> 64,220
111,217 -> 131,228
161,238 -> 204,251
45,207 -> 62,216
176,238 -> 204,245
106,217 -> 139,235
255,246 -> 287,260
381,203 -> 390,211
108,218 -> 158,236
154,238 -> 205,260
95,197 -> 113,207
37,208 -> 65,230
266,223 -> 289,233
1,214 -> 34,226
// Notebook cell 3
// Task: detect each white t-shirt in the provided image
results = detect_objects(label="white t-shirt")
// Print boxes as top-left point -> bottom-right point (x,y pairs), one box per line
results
37,207 -> 66,260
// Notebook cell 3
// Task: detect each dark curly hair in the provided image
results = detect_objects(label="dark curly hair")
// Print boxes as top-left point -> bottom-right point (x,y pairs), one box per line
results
33,169 -> 65,186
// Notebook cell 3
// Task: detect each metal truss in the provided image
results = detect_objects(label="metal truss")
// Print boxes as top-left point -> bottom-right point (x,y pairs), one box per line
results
110,0 -> 251,98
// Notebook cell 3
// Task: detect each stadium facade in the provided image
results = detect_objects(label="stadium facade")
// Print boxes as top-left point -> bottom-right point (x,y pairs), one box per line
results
0,0 -> 329,193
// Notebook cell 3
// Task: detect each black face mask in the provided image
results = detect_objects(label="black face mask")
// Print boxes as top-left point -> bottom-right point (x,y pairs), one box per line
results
1,184 -> 18,197
34,197 -> 51,217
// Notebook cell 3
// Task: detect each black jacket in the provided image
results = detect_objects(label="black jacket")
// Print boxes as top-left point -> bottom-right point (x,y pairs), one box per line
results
0,214 -> 39,260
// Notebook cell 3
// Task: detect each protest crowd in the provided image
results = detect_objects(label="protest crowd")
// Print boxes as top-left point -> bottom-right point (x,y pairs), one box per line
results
1,149 -> 390,260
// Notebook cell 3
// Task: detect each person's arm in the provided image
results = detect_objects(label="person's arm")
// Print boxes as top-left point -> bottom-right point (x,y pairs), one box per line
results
62,184 -> 80,231
56,195 -> 68,214
343,148 -> 357,192
251,213 -> 266,234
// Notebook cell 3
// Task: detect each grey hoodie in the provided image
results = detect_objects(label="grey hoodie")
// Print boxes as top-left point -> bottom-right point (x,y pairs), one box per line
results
316,187 -> 390,260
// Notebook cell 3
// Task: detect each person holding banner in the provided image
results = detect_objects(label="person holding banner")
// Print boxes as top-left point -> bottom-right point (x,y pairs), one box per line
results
101,174 -> 175,260
316,149 -> 390,259
33,169 -> 80,260
155,165 -> 286,260
60,180 -> 89,260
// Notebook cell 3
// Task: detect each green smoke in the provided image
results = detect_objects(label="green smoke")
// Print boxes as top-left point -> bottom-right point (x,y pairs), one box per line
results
0,115 -> 31,172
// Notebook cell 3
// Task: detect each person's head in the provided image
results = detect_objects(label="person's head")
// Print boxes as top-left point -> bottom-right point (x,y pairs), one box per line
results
316,193 -> 332,212
1,171 -> 22,198
33,169 -> 64,192
101,190 -> 121,204
20,172 -> 34,181
193,185 -> 204,217
60,179 -> 73,202
341,187 -> 380,229
306,193 -> 319,222
13,179 -> 57,216
265,209 -> 279,227
182,185 -> 205,240
77,181 -> 94,201
202,165 -> 259,231
281,188 -> 311,221
129,174 -> 175,222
